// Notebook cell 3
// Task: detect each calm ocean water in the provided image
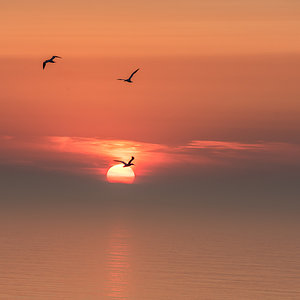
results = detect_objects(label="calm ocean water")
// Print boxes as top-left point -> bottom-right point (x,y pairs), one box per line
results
0,197 -> 299,300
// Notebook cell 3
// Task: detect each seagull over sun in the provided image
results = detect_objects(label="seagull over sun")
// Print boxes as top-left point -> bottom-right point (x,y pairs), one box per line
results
114,156 -> 135,167
117,68 -> 139,83
43,56 -> 62,70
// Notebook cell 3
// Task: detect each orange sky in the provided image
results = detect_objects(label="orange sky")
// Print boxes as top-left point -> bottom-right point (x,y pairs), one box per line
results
1,0 -> 300,56
0,0 -> 300,180
0,55 -> 299,144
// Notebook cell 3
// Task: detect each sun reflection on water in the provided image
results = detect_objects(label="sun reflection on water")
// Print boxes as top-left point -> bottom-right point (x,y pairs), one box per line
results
105,228 -> 131,299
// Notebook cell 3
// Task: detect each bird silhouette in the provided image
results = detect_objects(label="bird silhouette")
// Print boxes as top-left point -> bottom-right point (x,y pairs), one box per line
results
117,69 -> 139,83
43,56 -> 62,70
114,156 -> 135,167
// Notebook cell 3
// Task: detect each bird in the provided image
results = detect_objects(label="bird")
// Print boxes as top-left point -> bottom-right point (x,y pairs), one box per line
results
43,56 -> 62,70
114,156 -> 135,167
117,68 -> 139,83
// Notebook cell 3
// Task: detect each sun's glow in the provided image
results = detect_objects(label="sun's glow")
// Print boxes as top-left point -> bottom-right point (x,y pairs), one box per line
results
106,164 -> 135,184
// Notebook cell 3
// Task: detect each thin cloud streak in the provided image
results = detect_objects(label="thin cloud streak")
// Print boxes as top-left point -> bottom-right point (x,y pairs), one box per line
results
0,136 -> 299,181
186,140 -> 265,150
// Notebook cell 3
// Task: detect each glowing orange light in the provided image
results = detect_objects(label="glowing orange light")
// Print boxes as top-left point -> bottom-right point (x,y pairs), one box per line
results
105,227 -> 130,299
106,164 -> 135,184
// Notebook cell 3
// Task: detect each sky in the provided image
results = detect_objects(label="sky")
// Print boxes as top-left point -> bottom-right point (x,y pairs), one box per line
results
0,0 -> 299,198
1,0 -> 300,56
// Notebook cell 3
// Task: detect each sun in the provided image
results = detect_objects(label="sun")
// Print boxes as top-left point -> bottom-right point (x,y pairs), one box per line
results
106,164 -> 135,184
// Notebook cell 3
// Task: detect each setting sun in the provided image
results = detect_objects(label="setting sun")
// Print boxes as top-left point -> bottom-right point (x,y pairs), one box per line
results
106,164 -> 135,184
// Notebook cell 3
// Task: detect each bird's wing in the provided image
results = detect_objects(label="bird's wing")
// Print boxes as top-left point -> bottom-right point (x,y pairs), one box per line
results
128,156 -> 135,164
117,79 -> 124,81
114,160 -> 126,165
52,56 -> 62,59
43,61 -> 47,69
128,68 -> 139,80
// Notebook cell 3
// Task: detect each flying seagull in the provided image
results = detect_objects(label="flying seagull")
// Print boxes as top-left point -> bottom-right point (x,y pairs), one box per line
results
43,56 -> 62,70
117,68 -> 139,83
114,156 -> 135,167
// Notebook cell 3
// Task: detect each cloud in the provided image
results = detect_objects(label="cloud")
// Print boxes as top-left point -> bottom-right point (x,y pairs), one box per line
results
0,136 -> 299,181
185,140 -> 265,150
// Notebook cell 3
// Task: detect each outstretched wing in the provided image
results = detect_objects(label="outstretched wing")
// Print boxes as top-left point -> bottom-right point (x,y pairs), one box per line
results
128,156 -> 135,164
128,68 -> 139,80
43,61 -> 47,69
117,79 -> 124,81
114,160 -> 126,165
52,55 -> 62,59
